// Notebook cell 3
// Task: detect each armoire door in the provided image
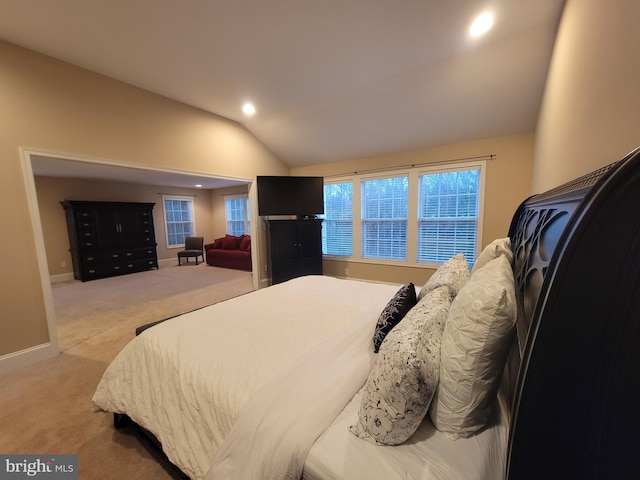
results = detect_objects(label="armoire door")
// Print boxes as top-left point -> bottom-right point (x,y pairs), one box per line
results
94,209 -> 122,248
269,220 -> 299,284
297,220 -> 323,275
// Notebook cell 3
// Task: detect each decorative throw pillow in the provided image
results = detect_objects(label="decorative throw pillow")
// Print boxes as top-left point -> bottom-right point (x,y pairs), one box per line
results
350,285 -> 453,445
430,255 -> 517,439
239,235 -> 251,252
472,237 -> 513,274
418,253 -> 470,301
372,283 -> 417,353
212,237 -> 224,249
221,236 -> 238,250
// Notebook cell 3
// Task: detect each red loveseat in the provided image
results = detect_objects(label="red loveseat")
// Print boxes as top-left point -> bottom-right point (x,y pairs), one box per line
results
204,234 -> 252,271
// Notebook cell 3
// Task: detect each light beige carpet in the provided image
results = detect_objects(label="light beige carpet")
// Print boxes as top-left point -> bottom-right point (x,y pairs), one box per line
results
0,263 -> 254,479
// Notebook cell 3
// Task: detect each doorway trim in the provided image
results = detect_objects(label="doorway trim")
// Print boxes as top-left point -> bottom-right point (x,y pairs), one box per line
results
7,146 -> 257,373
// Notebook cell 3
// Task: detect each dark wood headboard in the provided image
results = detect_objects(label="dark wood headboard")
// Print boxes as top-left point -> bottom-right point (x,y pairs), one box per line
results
505,147 -> 640,479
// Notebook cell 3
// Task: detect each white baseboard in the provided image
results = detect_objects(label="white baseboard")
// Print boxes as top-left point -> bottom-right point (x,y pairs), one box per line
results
0,343 -> 58,375
158,257 -> 180,267
50,272 -> 75,283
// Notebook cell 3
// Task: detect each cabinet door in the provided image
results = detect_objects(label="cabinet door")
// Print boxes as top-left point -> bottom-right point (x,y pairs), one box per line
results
118,209 -> 142,246
269,220 -> 323,283
297,221 -> 323,275
94,209 -> 122,247
270,221 -> 299,284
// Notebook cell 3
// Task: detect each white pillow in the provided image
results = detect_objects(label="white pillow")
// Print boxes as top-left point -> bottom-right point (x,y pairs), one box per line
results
418,253 -> 470,301
430,254 -> 516,438
472,237 -> 513,273
349,285 -> 453,445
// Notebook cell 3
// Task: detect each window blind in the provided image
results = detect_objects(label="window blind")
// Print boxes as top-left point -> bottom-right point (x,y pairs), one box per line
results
361,176 -> 408,260
417,168 -> 479,262
322,182 -> 353,256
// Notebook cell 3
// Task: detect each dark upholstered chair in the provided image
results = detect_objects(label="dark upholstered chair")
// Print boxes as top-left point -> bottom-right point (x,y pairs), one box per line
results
177,236 -> 204,265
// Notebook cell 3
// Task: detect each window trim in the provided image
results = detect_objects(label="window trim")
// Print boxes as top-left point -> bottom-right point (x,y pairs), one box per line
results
322,160 -> 485,268
224,194 -> 251,236
162,195 -> 196,249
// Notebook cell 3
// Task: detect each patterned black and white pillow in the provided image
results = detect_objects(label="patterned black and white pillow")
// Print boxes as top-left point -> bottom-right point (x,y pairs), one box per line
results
372,283 -> 417,353
351,285 -> 454,445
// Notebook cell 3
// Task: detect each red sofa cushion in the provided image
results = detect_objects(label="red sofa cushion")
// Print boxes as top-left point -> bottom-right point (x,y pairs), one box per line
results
239,235 -> 251,251
221,236 -> 238,250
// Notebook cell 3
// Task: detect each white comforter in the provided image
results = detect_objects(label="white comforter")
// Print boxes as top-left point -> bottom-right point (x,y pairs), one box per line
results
93,275 -> 399,480
209,302 -> 379,479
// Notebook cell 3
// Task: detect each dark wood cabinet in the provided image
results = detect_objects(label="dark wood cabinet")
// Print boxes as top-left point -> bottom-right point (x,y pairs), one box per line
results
61,200 -> 158,281
267,219 -> 323,284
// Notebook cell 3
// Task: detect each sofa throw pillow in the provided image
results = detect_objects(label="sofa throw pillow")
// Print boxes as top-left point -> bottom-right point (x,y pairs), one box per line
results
418,253 -> 470,301
472,237 -> 513,274
372,283 -> 417,353
430,255 -> 517,439
221,236 -> 238,250
239,235 -> 251,252
350,285 -> 453,445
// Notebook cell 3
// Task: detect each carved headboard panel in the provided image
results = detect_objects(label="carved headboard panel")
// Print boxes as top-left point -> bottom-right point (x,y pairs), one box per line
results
505,148 -> 640,479
502,162 -> 619,406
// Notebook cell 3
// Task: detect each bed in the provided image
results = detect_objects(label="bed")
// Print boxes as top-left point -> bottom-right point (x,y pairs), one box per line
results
93,147 -> 640,480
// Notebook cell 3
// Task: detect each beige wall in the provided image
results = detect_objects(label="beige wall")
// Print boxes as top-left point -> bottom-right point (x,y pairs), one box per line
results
17,0 -> 629,369
0,40 -> 287,366
533,0 -> 640,191
34,176 -> 240,277
292,133 -> 534,286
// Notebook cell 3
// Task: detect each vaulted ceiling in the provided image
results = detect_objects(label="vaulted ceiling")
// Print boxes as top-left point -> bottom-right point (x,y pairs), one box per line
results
2,0 -> 564,180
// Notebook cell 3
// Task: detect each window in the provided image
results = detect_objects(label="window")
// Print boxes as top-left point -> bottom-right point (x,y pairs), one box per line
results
163,196 -> 195,248
361,176 -> 408,260
322,160 -> 484,266
225,195 -> 251,236
417,168 -> 480,263
322,182 -> 353,256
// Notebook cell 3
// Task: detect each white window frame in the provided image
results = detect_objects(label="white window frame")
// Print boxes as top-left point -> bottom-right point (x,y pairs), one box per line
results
322,181 -> 354,257
361,173 -> 409,261
224,194 -> 251,236
416,164 -> 484,265
323,160 -> 485,267
162,195 -> 196,249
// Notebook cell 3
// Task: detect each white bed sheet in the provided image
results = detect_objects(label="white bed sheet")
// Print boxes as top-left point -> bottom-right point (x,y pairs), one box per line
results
93,275 -> 400,480
304,390 -> 509,480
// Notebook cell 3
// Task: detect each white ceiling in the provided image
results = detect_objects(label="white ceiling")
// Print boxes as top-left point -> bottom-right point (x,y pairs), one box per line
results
2,0 -> 565,187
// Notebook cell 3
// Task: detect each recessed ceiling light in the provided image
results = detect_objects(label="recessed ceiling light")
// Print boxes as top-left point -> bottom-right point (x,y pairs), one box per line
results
469,12 -> 493,37
195,184 -> 202,188
242,103 -> 256,115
